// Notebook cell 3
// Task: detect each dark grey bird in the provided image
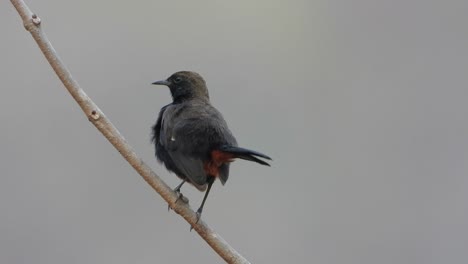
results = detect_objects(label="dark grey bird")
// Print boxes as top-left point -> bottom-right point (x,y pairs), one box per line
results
151,71 -> 271,222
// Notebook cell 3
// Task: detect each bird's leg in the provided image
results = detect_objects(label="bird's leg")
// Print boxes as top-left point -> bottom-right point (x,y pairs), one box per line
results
190,177 -> 215,231
168,179 -> 186,211
174,179 -> 186,197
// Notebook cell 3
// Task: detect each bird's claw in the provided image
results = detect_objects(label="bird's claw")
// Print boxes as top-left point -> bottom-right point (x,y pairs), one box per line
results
168,190 -> 186,211
190,209 -> 203,231
195,210 -> 202,223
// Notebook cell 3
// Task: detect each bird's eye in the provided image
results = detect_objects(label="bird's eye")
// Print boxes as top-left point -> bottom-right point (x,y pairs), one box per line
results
174,77 -> 182,83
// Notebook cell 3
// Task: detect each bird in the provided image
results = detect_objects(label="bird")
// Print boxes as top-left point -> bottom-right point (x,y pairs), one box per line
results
151,71 -> 271,223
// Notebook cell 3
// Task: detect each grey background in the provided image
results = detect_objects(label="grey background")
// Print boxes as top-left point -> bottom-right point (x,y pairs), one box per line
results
2,0 -> 468,263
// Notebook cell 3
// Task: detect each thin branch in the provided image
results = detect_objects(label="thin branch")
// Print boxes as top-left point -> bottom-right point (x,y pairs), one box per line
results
9,1 -> 250,263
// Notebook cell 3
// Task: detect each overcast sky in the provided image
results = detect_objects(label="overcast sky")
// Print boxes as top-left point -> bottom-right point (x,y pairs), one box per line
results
2,0 -> 468,263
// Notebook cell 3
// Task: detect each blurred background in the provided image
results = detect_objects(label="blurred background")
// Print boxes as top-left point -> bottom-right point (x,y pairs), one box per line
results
2,0 -> 468,263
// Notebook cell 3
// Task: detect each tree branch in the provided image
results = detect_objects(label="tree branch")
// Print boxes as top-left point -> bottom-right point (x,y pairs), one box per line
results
9,1 -> 250,263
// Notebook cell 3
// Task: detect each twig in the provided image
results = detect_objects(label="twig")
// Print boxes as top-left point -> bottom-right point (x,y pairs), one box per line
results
9,1 -> 250,263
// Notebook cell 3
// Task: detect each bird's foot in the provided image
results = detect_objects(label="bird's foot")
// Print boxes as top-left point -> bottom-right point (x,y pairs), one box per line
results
168,190 -> 188,211
195,208 -> 202,223
190,208 -> 203,231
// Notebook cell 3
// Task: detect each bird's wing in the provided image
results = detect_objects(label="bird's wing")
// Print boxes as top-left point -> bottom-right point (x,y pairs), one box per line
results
166,152 -> 207,189
160,107 -> 209,189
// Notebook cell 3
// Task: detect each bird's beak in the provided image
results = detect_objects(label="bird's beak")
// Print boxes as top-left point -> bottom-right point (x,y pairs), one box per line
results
152,79 -> 170,86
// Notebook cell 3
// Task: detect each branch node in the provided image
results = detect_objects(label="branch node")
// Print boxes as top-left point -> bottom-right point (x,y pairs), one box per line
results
89,110 -> 100,121
31,13 -> 41,25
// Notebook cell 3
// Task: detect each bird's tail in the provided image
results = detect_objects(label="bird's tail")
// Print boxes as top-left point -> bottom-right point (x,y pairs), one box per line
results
219,145 -> 272,166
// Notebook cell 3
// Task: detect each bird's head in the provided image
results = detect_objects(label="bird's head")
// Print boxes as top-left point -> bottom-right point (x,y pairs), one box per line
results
152,71 -> 210,103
